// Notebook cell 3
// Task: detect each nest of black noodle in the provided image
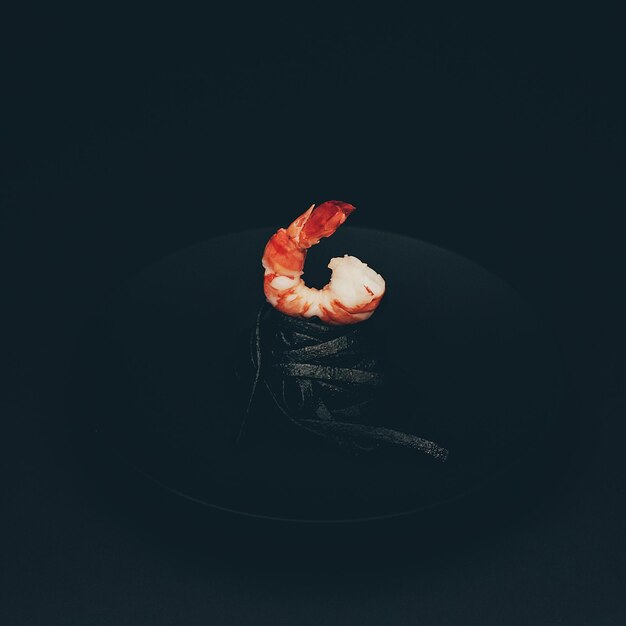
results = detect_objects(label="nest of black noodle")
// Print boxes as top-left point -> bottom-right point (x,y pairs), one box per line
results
236,304 -> 448,462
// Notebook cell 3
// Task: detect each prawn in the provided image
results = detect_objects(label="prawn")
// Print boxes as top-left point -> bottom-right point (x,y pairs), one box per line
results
262,201 -> 386,325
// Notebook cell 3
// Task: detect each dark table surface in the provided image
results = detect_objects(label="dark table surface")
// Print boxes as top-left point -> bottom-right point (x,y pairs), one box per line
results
2,7 -> 625,625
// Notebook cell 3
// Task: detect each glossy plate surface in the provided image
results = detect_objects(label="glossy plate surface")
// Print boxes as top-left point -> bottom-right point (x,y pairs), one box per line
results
70,228 -> 563,525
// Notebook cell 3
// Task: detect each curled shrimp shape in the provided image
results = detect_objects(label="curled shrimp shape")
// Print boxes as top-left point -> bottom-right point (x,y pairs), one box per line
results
262,201 -> 386,325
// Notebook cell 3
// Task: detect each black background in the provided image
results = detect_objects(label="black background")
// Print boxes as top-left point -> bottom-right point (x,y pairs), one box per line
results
2,6 -> 625,625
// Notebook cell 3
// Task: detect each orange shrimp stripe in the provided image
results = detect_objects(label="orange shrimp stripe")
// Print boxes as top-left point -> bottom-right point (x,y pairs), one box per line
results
262,229 -> 306,276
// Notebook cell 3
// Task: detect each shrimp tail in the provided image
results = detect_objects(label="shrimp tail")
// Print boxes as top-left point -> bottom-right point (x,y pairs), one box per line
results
289,201 -> 356,249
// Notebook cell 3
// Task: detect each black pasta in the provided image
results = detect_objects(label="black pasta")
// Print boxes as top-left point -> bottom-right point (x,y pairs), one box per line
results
237,304 -> 449,462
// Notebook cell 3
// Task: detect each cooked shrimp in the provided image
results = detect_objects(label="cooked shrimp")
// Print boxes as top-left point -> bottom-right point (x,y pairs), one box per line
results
262,200 -> 386,325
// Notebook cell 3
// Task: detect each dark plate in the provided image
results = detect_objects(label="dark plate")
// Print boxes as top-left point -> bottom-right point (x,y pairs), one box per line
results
68,227 -> 564,549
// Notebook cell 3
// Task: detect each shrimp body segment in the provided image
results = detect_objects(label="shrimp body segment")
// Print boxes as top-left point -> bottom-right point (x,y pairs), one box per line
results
262,201 -> 386,325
